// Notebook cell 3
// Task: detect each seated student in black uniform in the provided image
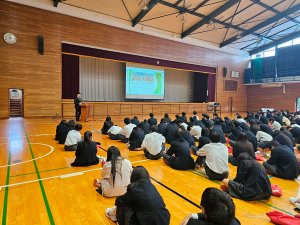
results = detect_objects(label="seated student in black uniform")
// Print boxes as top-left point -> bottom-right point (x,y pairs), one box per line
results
109,166 -> 170,225
180,112 -> 187,123
262,140 -> 299,179
55,119 -> 67,141
131,116 -> 140,126
280,127 -> 295,146
165,121 -> 178,143
101,116 -> 114,135
148,113 -> 157,126
179,125 -> 195,148
272,130 -> 294,151
228,132 -> 256,166
127,127 -> 145,151
139,119 -> 150,135
222,152 -> 272,201
163,113 -> 171,123
180,188 -> 240,225
71,131 -> 99,167
163,130 -> 195,170
59,120 -> 76,144
290,126 -> 300,144
211,119 -> 226,143
158,118 -> 168,137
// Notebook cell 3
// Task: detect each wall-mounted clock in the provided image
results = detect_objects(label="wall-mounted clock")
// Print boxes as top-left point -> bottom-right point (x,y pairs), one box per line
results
3,33 -> 17,44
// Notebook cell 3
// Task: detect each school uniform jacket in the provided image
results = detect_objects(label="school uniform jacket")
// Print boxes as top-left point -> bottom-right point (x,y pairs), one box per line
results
71,141 -> 99,166
228,157 -> 272,200
187,213 -> 240,225
115,179 -> 170,225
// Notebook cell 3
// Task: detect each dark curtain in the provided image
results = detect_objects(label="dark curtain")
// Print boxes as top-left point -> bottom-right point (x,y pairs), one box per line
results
251,58 -> 263,79
62,54 -> 79,99
244,68 -> 252,84
207,74 -> 216,102
193,72 -> 208,103
263,56 -> 276,78
277,46 -> 295,77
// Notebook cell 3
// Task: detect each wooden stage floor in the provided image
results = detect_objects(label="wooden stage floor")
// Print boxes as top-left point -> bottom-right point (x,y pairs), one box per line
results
0,117 -> 299,225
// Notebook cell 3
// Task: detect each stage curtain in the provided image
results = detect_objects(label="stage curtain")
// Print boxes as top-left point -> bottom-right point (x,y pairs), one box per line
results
62,54 -> 79,99
207,74 -> 216,102
193,72 -> 208,103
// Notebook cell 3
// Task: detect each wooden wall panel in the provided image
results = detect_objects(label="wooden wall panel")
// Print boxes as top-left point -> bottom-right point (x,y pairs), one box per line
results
131,105 -> 143,116
179,104 -> 188,114
120,104 -> 132,116
0,2 -> 248,118
152,104 -> 163,116
247,84 -> 300,112
143,105 -> 153,115
170,104 -> 180,114
93,104 -> 108,117
107,104 -> 121,116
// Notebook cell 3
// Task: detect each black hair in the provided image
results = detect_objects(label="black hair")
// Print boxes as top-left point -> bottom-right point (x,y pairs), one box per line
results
149,113 -> 154,117
164,113 -> 169,118
233,120 -> 240,127
202,128 -> 210,137
161,118 -> 166,123
235,132 -> 254,155
106,146 -> 122,187
150,125 -> 159,133
83,131 -> 92,143
237,152 -> 255,165
130,166 -> 149,183
60,119 -> 67,124
175,114 -> 180,119
105,116 -> 111,122
201,188 -> 235,225
182,112 -> 186,116
209,131 -> 220,143
75,124 -> 82,131
175,129 -> 186,142
133,116 -> 138,119
124,117 -> 131,125
68,120 -> 76,127
263,140 -> 280,150
193,111 -> 197,115
268,118 -> 275,123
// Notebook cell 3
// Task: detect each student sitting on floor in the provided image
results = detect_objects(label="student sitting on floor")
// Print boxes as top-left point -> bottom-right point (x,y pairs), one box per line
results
127,127 -> 145,151
55,119 -> 67,141
131,116 -> 140,126
71,131 -> 99,167
105,166 -> 170,225
163,113 -> 171,123
101,116 -> 114,135
188,124 -> 202,141
139,119 -> 150,135
158,118 -> 168,137
107,125 -> 122,140
262,140 -> 299,179
93,146 -> 132,197
222,152 -> 272,201
148,112 -> 157,126
117,118 -> 136,143
228,132 -> 255,166
272,130 -> 294,152
64,124 -> 82,151
163,130 -> 195,170
194,128 -> 211,167
197,131 -> 229,180
142,125 -> 166,160
252,124 -> 273,148
180,187 -> 240,225
179,125 -> 195,148
165,121 -> 178,143
59,120 -> 76,144
180,111 -> 188,123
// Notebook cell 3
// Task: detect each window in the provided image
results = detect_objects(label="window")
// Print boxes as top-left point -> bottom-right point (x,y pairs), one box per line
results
278,40 -> 293,48
293,37 -> 300,45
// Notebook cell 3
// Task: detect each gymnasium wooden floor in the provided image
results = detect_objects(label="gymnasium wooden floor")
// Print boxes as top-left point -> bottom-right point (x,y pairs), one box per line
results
0,116 -> 299,225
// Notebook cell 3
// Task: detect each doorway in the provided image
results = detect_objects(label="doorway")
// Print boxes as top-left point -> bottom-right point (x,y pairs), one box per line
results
9,89 -> 23,117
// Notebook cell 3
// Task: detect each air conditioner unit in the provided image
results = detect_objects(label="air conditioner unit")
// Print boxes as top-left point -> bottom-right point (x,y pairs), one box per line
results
261,83 -> 283,88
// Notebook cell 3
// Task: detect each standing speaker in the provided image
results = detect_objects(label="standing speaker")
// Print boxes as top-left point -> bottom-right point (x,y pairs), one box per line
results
37,35 -> 44,55
223,67 -> 227,77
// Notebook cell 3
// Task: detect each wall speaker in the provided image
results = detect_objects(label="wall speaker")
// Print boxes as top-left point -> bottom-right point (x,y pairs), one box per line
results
223,67 -> 227,77
37,35 -> 44,55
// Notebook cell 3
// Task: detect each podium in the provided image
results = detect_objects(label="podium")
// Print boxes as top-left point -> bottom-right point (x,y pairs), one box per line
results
80,103 -> 92,122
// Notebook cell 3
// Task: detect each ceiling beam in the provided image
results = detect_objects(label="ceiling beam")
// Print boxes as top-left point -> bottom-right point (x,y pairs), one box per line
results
192,0 -> 209,12
132,0 -> 159,27
157,0 -> 273,41
251,0 -> 300,25
249,30 -> 300,55
220,3 -> 300,47
181,0 -> 240,38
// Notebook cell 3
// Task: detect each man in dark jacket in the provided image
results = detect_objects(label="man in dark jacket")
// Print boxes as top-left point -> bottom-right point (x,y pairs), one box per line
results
148,113 -> 157,126
74,93 -> 82,121
139,119 -> 150,134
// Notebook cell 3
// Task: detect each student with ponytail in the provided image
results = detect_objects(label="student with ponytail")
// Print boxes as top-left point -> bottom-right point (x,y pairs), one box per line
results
71,131 -> 99,166
93,146 -> 132,197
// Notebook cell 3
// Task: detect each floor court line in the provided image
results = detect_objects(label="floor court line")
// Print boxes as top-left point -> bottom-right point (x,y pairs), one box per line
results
24,125 -> 55,225
1,152 -> 11,225
0,159 -> 150,189
0,134 -> 55,139
0,143 -> 54,168
9,153 -> 146,178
